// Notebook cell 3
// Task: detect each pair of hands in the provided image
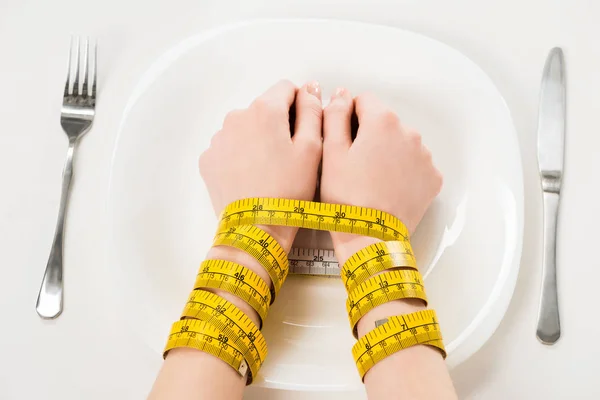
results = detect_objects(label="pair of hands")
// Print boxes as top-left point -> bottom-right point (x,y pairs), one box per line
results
199,80 -> 442,260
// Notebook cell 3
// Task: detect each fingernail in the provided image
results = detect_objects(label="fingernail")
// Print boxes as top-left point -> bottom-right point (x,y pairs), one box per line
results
307,81 -> 321,100
331,87 -> 346,101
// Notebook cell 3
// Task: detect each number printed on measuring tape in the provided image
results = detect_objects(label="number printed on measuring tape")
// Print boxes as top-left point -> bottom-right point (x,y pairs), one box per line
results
346,269 -> 428,337
195,260 -> 271,326
181,289 -> 268,380
341,241 -> 417,292
352,310 -> 446,379
287,248 -> 339,276
218,198 -> 410,243
164,319 -> 250,378
213,225 -> 288,297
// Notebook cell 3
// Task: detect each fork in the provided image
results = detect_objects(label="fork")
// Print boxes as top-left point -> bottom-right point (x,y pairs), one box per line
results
36,37 -> 97,319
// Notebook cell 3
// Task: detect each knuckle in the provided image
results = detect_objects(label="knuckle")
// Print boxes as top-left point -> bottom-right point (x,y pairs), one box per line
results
251,97 -> 270,111
367,110 -> 399,133
210,130 -> 223,146
408,130 -> 422,146
252,97 -> 285,116
379,110 -> 400,128
422,144 -> 432,159
223,109 -> 243,126
277,79 -> 295,89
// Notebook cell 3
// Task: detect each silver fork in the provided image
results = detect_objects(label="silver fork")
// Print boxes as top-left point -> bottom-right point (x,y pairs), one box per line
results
36,37 -> 97,319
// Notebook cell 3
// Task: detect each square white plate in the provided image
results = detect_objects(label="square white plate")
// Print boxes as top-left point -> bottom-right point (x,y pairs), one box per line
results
107,19 -> 523,390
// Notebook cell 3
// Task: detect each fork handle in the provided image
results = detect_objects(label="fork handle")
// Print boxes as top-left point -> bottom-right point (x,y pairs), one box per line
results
36,139 -> 77,319
536,191 -> 561,344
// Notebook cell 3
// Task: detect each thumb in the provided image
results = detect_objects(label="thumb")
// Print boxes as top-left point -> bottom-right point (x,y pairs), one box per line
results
323,87 -> 353,151
293,81 -> 323,146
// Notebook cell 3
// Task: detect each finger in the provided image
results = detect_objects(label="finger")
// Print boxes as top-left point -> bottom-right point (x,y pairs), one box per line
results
323,87 -> 353,150
252,79 -> 297,115
293,81 -> 323,145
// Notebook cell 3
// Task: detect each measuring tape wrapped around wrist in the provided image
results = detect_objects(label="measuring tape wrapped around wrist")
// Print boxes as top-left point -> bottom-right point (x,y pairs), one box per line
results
195,259 -> 271,327
347,269 -> 428,337
164,198 -> 439,383
342,241 -> 417,293
218,198 -> 410,242
215,198 -> 415,284
352,310 -> 447,380
213,225 -> 288,298
180,289 -> 267,381
213,199 -> 423,372
165,319 -> 251,376
165,290 -> 267,383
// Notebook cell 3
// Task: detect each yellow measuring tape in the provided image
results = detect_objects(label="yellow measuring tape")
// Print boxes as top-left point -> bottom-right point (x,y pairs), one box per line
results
164,198 -> 444,382
165,319 -> 249,377
341,241 -> 417,293
352,310 -> 446,380
181,289 -> 267,381
195,260 -> 271,326
213,225 -> 288,298
347,269 -> 428,337
218,198 -> 410,242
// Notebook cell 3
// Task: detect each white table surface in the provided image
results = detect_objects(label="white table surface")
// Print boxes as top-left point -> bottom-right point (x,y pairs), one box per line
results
1,0 -> 599,399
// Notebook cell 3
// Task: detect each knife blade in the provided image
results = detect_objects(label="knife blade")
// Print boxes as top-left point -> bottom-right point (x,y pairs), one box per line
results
536,47 -> 566,345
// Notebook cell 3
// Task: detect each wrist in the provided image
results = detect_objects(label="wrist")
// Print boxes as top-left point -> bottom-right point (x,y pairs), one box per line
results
206,246 -> 273,288
333,234 -> 427,339
256,225 -> 298,253
356,299 -> 427,338
331,233 -> 383,265
202,288 -> 262,328
205,246 -> 271,327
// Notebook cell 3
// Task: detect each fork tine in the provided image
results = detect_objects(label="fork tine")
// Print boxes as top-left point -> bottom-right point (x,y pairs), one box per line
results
72,37 -> 81,95
82,38 -> 89,97
64,36 -> 73,97
91,40 -> 97,99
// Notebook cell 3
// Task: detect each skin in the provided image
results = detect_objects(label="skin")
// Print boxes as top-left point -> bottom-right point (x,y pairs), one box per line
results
148,80 -> 458,400
322,88 -> 456,400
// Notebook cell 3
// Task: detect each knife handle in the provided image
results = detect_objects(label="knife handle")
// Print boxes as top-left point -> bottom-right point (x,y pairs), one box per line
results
536,191 -> 561,344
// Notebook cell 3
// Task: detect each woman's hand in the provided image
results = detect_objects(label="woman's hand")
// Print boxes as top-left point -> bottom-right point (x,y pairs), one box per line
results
320,89 -> 443,262
153,80 -> 324,400
320,90 -> 455,400
200,80 -> 323,250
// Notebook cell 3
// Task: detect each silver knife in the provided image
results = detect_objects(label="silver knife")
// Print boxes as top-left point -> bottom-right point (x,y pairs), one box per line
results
536,47 -> 566,344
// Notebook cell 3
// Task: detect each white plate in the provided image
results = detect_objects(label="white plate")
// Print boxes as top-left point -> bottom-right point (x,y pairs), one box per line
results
108,19 -> 523,391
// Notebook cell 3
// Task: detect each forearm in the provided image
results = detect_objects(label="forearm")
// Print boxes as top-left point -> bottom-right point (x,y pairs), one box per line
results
148,226 -> 295,400
148,246 -> 261,400
358,301 -> 456,400
334,234 -> 457,400
148,347 -> 247,400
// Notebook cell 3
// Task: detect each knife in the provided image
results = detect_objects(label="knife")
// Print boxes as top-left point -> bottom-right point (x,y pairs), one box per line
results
536,47 -> 566,345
